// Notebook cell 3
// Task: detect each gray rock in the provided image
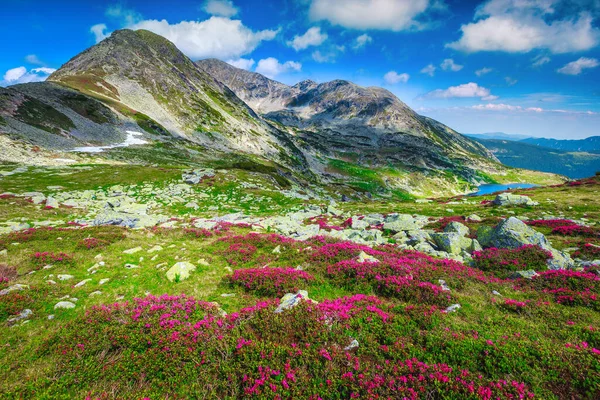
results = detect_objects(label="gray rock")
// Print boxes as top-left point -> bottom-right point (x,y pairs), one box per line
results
493,193 -> 538,207
54,301 -> 76,310
445,304 -> 461,313
351,218 -> 370,230
45,197 -> 59,209
57,274 -> 74,281
343,339 -> 359,351
357,251 -> 379,263
275,290 -> 316,313
383,214 -> 424,232
7,309 -> 32,325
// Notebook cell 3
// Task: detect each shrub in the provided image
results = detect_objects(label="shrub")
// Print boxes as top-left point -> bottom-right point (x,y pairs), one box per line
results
472,245 -> 552,277
31,251 -> 74,267
0,264 -> 18,282
572,243 -> 600,260
227,268 -> 315,297
77,237 -> 109,250
552,225 -> 598,237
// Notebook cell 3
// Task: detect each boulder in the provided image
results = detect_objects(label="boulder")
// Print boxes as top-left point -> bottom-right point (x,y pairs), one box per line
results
431,233 -> 473,255
166,262 -> 196,282
444,221 -> 470,237
383,214 -> 424,232
509,270 -> 539,279
493,193 -> 538,207
351,218 -> 370,230
479,217 -> 573,269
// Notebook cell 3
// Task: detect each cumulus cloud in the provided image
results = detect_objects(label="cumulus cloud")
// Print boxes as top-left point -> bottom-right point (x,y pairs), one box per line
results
130,17 -> 278,60
226,58 -> 255,70
203,0 -> 239,17
90,23 -> 109,43
288,27 -> 328,51
1,66 -> 56,86
425,82 -> 496,99
557,57 -> 599,75
420,64 -> 436,76
447,0 -> 600,53
352,34 -> 373,50
255,57 -> 301,79
309,0 -> 436,31
475,67 -> 493,76
440,58 -> 463,71
384,71 -> 410,84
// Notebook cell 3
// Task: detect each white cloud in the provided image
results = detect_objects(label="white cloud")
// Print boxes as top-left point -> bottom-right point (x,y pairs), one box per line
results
203,0 -> 239,17
130,17 -> 278,60
226,58 -> 255,70
106,4 -> 143,25
25,54 -> 44,66
440,58 -> 463,71
352,34 -> 373,50
426,82 -> 495,99
505,76 -> 518,85
557,57 -> 599,75
532,55 -> 551,67
311,45 -> 345,63
1,66 -> 56,86
384,71 -> 410,84
475,67 -> 493,76
90,23 -> 109,43
309,0 -> 434,31
470,103 -> 595,114
420,64 -> 436,76
447,0 -> 600,54
255,57 -> 301,79
288,27 -> 328,51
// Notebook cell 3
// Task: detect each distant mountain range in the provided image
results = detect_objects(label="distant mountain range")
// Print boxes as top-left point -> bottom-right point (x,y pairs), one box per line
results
472,138 -> 600,179
521,136 -> 600,153
465,132 -> 531,141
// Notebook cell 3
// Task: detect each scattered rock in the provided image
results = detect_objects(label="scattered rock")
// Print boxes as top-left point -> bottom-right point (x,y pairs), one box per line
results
124,264 -> 139,269
74,279 -> 92,288
123,246 -> 142,254
148,245 -> 163,253
57,274 -> 74,281
343,339 -> 359,351
0,284 -> 29,296
439,280 -> 451,291
45,197 -> 59,209
444,221 -> 470,237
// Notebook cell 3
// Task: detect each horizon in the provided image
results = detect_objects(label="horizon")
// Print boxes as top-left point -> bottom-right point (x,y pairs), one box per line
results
2,0 -> 599,139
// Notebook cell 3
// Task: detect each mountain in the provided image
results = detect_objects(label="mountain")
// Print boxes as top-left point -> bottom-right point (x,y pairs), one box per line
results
197,59 -> 497,174
0,29 -> 564,197
473,138 -> 600,179
465,132 -> 531,141
520,136 -> 600,153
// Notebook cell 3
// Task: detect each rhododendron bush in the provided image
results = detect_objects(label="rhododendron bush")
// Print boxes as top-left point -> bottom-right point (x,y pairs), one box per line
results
472,245 -> 553,277
227,268 -> 315,296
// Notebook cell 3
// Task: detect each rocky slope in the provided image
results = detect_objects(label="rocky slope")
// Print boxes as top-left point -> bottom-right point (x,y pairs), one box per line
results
197,59 -> 497,172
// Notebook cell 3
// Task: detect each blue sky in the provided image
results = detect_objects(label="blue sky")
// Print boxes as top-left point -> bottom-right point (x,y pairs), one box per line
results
1,0 -> 599,139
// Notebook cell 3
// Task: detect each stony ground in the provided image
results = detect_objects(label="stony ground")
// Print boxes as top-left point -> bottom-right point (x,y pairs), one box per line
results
0,162 -> 599,399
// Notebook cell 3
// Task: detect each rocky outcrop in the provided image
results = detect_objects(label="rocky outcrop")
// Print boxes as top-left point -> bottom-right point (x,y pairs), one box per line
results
493,193 -> 538,206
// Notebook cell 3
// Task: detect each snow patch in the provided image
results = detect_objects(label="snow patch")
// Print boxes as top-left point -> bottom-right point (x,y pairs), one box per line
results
71,131 -> 148,153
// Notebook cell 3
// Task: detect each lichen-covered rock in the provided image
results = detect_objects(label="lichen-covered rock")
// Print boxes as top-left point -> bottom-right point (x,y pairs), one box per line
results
444,221 -> 470,237
383,214 -> 425,233
509,270 -> 539,279
274,290 -> 316,313
431,232 -> 473,255
493,193 -> 538,207
54,301 -> 76,310
166,262 -> 196,282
